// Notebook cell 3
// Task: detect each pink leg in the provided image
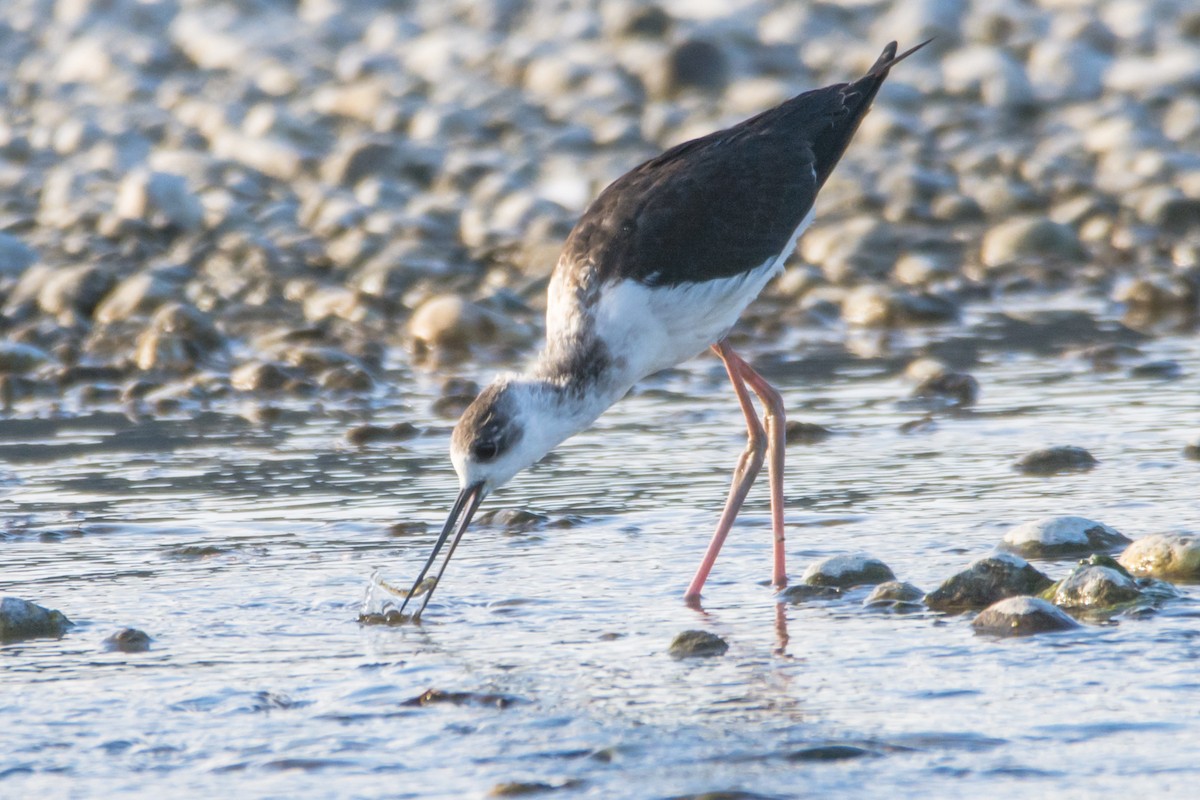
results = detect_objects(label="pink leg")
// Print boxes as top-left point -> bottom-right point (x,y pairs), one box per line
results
684,341 -> 768,602
739,360 -> 788,592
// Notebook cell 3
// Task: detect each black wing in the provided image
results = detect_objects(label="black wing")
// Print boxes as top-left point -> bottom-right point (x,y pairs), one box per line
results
558,41 -> 924,288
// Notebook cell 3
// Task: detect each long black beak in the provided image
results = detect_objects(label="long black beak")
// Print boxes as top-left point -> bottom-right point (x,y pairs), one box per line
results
398,481 -> 486,620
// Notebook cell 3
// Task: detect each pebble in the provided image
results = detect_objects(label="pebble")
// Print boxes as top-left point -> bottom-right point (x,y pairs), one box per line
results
1119,533 -> 1200,580
346,422 -> 421,446
93,268 -> 189,324
912,371 -> 979,407
103,628 -> 152,653
0,232 -> 37,277
971,596 -> 1079,637
668,630 -> 729,659
0,342 -> 53,374
1000,515 -> 1131,559
1184,437 -> 1200,460
0,597 -> 72,643
863,581 -> 925,611
784,421 -> 832,445
801,554 -> 895,588
134,303 -> 225,373
980,217 -> 1086,270
925,553 -> 1054,612
115,170 -> 204,231
1015,446 -> 1098,476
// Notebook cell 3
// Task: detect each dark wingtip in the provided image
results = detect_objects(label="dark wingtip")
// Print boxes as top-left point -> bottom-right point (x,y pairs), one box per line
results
866,38 -> 934,78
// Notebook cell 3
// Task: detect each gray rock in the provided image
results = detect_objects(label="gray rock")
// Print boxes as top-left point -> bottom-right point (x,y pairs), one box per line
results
926,553 -> 1054,612
668,629 -> 728,659
115,170 -> 204,231
1000,516 -> 1131,559
230,361 -> 294,392
802,554 -> 895,588
981,217 -> 1085,269
408,295 -> 525,363
942,46 -> 1037,110
778,583 -> 841,603
972,596 -> 1079,637
1015,446 -> 1098,476
0,597 -> 72,643
0,342 -> 53,374
38,265 -> 119,323
912,371 -> 979,407
784,421 -> 832,445
863,581 -> 925,610
1184,437 -> 1200,461
0,233 -> 37,277
1119,533 -> 1200,580
94,269 -> 188,324
103,628 -> 152,653
134,303 -> 224,373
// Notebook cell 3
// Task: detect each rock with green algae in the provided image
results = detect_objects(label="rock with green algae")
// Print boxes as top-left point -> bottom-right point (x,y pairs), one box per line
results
1042,555 -> 1143,610
1119,533 -> 1200,580
925,553 -> 1053,612
0,597 -> 73,643
972,596 -> 1080,637
668,630 -> 728,659
863,581 -> 925,611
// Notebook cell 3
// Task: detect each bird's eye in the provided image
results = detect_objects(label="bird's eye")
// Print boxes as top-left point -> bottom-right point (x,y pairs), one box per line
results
473,440 -> 499,461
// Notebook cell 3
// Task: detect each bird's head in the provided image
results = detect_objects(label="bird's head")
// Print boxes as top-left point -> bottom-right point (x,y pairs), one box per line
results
398,378 -> 574,619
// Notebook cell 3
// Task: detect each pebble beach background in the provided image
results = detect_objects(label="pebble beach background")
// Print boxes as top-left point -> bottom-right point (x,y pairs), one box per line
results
3,0 -> 1200,798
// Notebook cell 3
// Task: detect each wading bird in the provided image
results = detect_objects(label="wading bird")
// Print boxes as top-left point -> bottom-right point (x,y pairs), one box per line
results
399,41 -> 929,619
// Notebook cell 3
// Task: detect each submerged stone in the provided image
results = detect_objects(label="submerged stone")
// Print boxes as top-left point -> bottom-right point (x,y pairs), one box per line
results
668,630 -> 728,659
402,689 -> 521,709
784,420 -> 832,445
801,553 -> 895,588
863,581 -> 925,610
778,584 -> 841,604
0,597 -> 73,643
785,744 -> 873,761
926,553 -> 1053,612
1119,533 -> 1200,580
973,596 -> 1080,636
1000,516 -> 1131,558
103,628 -> 152,653
1015,446 -> 1098,476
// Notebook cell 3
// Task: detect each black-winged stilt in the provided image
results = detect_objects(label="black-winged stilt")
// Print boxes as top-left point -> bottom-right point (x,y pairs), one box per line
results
400,40 -> 929,619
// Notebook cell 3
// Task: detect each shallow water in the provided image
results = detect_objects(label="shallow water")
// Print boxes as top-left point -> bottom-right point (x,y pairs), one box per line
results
3,297 -> 1200,799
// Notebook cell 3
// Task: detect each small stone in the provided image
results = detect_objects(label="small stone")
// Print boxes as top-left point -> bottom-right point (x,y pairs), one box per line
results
981,217 -> 1085,269
134,303 -> 224,373
972,596 -> 1079,637
784,421 -> 832,445
778,584 -> 841,603
1000,516 -> 1131,559
663,39 -> 729,96
0,232 -> 37,277
319,366 -> 374,392
38,264 -> 118,322
785,745 -> 873,762
801,554 -> 895,588
488,782 -> 557,798
925,553 -> 1054,612
346,422 -> 421,446
912,371 -> 979,407
1119,533 -> 1200,580
863,581 -> 925,610
0,342 -> 53,374
1015,446 -> 1098,476
230,361 -> 294,392
115,170 -> 204,231
1184,437 -> 1200,460
409,295 -> 500,361
103,628 -> 152,653
1049,559 -> 1142,610
94,269 -> 188,324
0,597 -> 73,643
668,630 -> 728,659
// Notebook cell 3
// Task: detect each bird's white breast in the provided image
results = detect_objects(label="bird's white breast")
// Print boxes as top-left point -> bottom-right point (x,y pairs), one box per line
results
590,207 -> 814,384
